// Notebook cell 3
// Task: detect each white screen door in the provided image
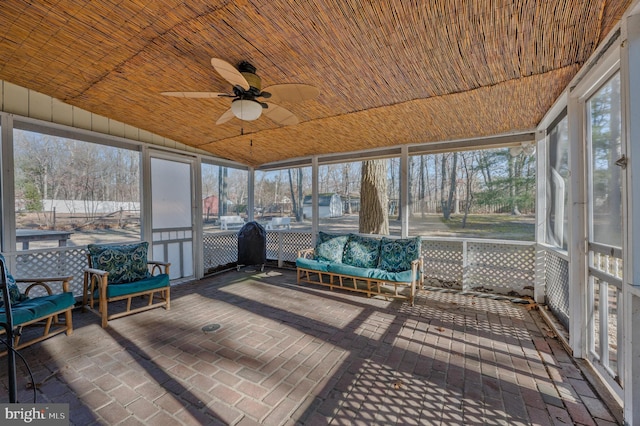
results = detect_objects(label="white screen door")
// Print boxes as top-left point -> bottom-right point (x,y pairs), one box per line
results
150,156 -> 194,280
585,71 -> 624,394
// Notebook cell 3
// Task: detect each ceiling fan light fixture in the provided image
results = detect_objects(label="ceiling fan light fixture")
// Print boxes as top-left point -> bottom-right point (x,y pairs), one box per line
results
231,99 -> 263,121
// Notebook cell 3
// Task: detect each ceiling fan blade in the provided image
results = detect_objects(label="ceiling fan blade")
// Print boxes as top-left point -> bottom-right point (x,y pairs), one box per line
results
211,58 -> 250,91
263,103 -> 299,126
161,91 -> 232,98
262,84 -> 319,103
216,108 -> 236,125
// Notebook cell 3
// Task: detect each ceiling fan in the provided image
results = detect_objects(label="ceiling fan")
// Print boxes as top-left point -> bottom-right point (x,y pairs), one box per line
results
161,58 -> 319,126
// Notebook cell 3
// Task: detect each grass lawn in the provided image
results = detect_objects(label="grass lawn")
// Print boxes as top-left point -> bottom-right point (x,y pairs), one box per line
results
408,213 -> 535,241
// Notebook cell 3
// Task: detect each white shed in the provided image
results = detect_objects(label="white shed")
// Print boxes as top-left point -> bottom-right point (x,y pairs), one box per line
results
302,193 -> 343,219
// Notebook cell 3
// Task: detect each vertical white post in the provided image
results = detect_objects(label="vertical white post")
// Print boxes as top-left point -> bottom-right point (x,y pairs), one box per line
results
247,167 -> 255,222
623,10 -> 640,425
400,146 -> 409,238
0,113 -> 16,261
277,232 -> 284,268
193,157 -> 204,279
462,240 -> 468,292
312,156 -> 319,245
140,145 -> 152,245
567,91 -> 587,358
535,130 -> 547,304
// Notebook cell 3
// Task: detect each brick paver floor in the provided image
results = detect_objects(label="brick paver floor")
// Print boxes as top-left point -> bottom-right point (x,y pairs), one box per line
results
1,269 -> 619,425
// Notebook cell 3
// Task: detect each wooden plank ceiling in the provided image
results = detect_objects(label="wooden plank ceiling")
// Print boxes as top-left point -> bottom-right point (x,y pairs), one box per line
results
0,1 -> 631,166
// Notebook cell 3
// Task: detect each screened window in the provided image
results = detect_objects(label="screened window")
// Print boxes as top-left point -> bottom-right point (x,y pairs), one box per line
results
316,161 -> 361,233
255,166 -> 311,228
408,147 -> 536,240
587,73 -> 622,248
201,163 -> 248,233
13,128 -> 141,249
315,159 -> 399,236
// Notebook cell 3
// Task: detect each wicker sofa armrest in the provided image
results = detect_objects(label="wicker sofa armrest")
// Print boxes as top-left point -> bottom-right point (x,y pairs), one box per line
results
16,276 -> 73,296
147,261 -> 171,276
298,248 -> 316,259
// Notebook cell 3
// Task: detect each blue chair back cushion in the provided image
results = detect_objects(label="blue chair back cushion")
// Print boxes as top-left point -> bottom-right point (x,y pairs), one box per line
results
87,242 -> 150,285
0,253 -> 28,307
377,237 -> 421,273
343,234 -> 381,269
315,232 -> 349,263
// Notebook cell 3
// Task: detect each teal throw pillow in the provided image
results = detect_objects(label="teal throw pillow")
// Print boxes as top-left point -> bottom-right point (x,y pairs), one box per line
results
377,237 -> 422,273
0,253 -> 27,307
88,242 -> 150,285
343,234 -> 381,268
315,232 -> 348,263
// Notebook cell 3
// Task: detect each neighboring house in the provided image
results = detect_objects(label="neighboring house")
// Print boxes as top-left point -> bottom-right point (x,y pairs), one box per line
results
302,193 -> 343,219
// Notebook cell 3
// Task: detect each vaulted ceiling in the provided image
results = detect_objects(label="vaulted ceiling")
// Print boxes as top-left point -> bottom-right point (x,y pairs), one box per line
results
0,1 -> 631,166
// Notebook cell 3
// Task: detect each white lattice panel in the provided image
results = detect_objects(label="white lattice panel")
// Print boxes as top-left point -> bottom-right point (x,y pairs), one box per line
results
545,250 -> 569,330
466,242 -> 535,296
421,240 -> 463,288
265,232 -> 279,260
203,232 -> 238,270
281,232 -> 313,262
12,247 -> 87,297
266,231 -> 312,262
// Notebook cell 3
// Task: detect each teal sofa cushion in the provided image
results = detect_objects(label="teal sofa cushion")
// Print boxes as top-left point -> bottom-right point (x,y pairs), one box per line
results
327,263 -> 374,279
296,257 -> 331,272
369,269 -> 414,283
0,292 -> 75,326
103,274 -> 169,298
343,234 -> 381,268
315,232 -> 349,263
88,242 -> 150,284
377,237 -> 421,273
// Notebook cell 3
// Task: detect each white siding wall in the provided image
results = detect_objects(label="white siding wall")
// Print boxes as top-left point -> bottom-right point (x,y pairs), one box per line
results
0,80 -> 205,154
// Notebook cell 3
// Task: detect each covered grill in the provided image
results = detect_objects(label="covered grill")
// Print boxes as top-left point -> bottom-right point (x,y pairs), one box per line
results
237,221 -> 266,271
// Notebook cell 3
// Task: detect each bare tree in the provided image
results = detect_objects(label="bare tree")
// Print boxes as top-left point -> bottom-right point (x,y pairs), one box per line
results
287,168 -> 305,221
343,164 -> 352,214
461,153 -> 476,228
441,152 -> 458,220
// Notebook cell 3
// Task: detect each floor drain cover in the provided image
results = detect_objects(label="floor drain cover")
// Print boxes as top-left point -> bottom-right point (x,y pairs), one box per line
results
202,323 -> 221,333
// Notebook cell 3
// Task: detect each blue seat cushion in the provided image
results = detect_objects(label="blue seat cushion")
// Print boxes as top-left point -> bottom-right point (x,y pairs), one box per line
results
377,236 -> 421,273
103,274 -> 170,298
369,269 -> 414,283
0,292 -> 75,326
327,263 -> 374,279
342,234 -> 381,268
296,257 -> 330,272
87,242 -> 151,285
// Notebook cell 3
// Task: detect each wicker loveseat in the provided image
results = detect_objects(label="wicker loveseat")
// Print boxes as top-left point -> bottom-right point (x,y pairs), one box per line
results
83,241 -> 170,328
296,232 -> 423,305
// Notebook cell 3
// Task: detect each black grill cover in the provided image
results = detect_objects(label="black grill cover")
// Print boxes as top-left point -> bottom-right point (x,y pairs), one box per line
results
237,221 -> 266,266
